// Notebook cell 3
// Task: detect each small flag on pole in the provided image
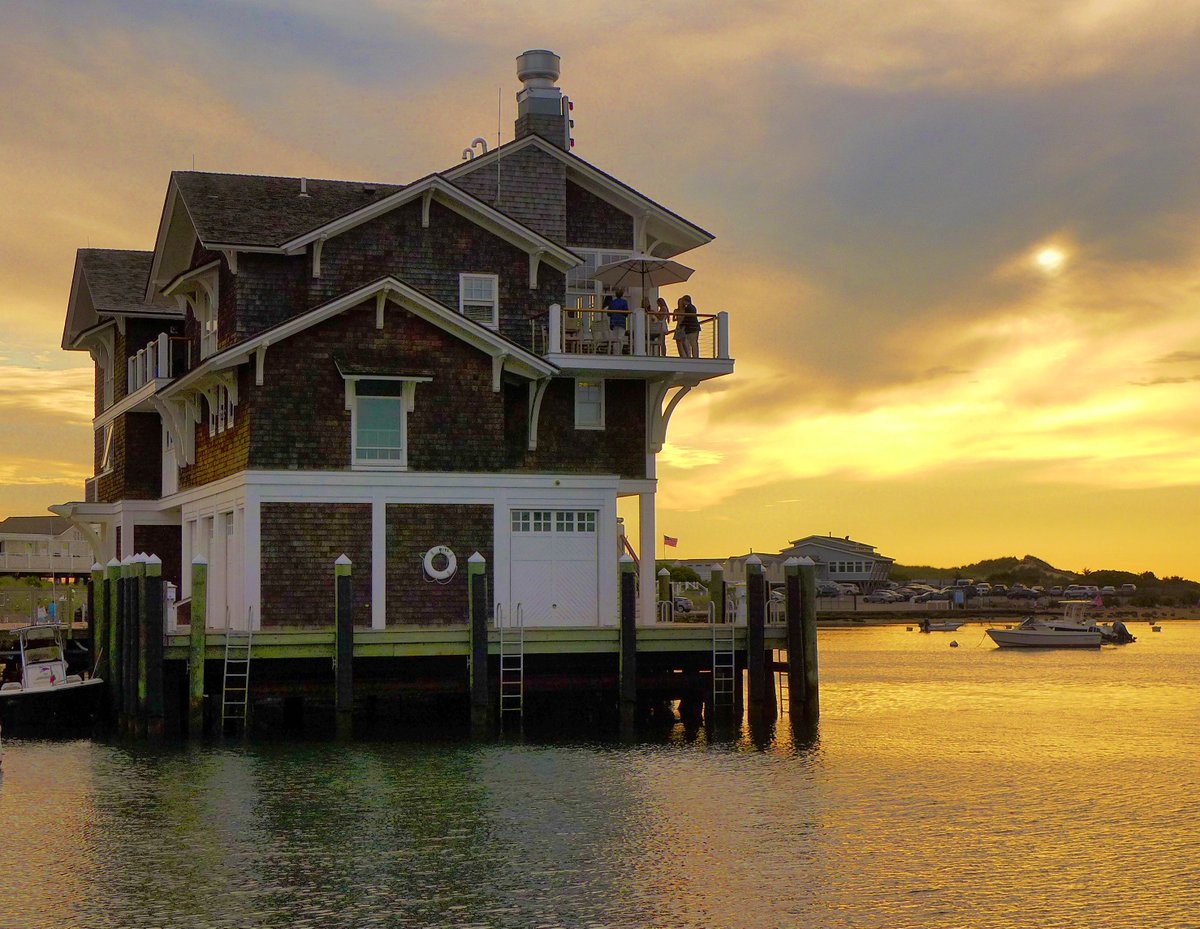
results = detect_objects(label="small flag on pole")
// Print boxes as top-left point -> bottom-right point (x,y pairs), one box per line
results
663,535 -> 678,548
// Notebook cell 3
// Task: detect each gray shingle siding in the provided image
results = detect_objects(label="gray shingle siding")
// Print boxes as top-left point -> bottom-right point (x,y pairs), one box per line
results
451,146 -> 566,243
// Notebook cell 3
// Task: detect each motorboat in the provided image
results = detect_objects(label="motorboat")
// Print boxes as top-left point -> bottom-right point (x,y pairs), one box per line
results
0,624 -> 103,721
919,619 -> 963,632
986,601 -> 1103,648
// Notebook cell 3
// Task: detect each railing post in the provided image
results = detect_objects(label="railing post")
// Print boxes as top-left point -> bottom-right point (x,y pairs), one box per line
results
334,554 -> 354,738
632,306 -> 647,356
188,555 -> 207,737
467,552 -> 489,736
717,311 -> 730,360
157,332 -> 170,377
548,303 -> 562,353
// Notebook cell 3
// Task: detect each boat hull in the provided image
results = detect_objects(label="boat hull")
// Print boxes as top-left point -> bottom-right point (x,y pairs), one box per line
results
0,678 -> 105,731
986,628 -> 1102,648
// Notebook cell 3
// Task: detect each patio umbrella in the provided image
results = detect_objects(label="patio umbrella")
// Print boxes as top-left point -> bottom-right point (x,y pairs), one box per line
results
590,253 -> 695,293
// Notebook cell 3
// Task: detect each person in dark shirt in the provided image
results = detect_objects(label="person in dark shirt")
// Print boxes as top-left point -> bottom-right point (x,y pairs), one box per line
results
608,287 -> 630,353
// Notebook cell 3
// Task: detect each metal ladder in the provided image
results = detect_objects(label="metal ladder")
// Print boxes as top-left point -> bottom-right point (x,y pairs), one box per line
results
711,602 -> 737,710
221,617 -> 253,733
775,649 -> 790,712
498,603 -> 525,720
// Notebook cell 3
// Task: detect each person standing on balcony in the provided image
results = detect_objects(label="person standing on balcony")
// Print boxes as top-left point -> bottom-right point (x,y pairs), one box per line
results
608,287 -> 630,354
649,297 -> 669,355
675,295 -> 701,357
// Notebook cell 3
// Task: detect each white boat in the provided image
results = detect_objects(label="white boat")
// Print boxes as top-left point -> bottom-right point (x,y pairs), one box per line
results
0,623 -> 103,701
986,601 -> 1103,648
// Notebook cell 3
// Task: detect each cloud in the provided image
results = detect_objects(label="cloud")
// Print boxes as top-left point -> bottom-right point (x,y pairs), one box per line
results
1154,350 -> 1200,364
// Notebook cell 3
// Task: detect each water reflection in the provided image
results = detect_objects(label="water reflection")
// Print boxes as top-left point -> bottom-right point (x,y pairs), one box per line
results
1,624 -> 1198,928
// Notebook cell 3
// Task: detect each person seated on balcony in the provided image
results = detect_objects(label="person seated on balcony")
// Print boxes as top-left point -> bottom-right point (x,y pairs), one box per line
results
608,287 -> 630,353
649,297 -> 669,356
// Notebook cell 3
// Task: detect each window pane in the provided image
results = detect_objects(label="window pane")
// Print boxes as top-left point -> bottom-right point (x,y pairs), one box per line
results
357,396 -> 403,460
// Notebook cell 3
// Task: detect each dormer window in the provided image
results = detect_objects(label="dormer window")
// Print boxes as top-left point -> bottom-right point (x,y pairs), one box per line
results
459,273 -> 499,329
164,261 -> 220,360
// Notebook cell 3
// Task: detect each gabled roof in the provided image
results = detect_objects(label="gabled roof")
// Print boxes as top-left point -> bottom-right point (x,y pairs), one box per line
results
63,249 -> 179,350
162,276 -> 558,397
443,134 -> 715,256
171,171 -> 405,248
785,535 -> 893,560
0,515 -> 73,537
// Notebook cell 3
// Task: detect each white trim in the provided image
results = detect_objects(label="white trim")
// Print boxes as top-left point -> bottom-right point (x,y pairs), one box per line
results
93,378 -> 167,430
371,500 -> 386,629
458,272 -> 500,330
573,377 -> 605,430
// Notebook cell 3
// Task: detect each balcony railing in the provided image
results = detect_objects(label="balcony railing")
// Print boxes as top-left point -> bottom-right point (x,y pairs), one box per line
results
542,305 -> 730,360
127,334 -> 191,392
0,550 -> 96,574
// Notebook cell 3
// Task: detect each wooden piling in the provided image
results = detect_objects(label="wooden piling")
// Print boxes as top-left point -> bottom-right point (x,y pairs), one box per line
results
136,554 -> 150,734
188,555 -> 207,737
798,556 -> 820,718
90,563 -> 107,683
124,557 -> 142,731
334,554 -> 354,737
144,554 -> 165,738
657,568 -> 671,619
708,564 -> 725,624
746,555 -> 767,716
467,552 -> 489,735
107,558 -> 122,719
619,554 -> 637,732
784,557 -> 806,716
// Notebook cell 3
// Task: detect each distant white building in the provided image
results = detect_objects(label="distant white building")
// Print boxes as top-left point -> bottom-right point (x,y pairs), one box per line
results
0,516 -> 95,577
721,534 -> 895,592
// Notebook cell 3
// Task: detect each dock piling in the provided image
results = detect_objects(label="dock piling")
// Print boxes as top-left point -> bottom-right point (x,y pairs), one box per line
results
467,552 -> 489,735
136,554 -> 149,735
798,556 -> 820,718
90,563 -> 107,683
334,554 -> 354,738
657,568 -> 671,618
144,554 -> 165,738
619,554 -> 637,733
188,555 -> 207,737
745,554 -> 768,717
784,557 -> 806,716
106,557 -> 121,720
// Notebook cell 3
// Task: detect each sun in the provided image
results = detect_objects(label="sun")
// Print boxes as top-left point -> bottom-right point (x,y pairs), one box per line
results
1035,247 -> 1066,273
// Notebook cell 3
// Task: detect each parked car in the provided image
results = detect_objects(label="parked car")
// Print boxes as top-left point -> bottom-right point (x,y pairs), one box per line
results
837,583 -> 860,596
1100,586 -> 1117,596
673,596 -> 694,614
1119,583 -> 1137,595
864,590 -> 897,603
816,582 -> 841,597
1047,586 -> 1064,597
1007,588 -> 1039,600
990,584 -> 1008,597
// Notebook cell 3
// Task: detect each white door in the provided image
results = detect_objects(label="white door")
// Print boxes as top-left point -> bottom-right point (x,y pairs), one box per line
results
509,509 -> 599,626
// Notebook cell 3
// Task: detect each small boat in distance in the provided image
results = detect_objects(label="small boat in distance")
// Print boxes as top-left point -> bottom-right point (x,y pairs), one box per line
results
986,601 -> 1103,648
919,618 -> 964,633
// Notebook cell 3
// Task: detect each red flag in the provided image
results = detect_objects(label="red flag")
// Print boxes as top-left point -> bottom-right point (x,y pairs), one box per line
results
663,535 -> 678,547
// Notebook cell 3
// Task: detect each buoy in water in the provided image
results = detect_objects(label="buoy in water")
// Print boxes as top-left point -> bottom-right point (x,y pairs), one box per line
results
949,640 -> 959,648
1152,625 -> 1162,632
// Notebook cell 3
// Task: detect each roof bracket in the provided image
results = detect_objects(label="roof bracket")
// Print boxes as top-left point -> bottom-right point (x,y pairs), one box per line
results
421,189 -> 433,228
527,377 -> 550,451
255,343 -> 268,387
312,237 -> 326,278
529,250 -> 544,289
492,353 -> 507,393
376,291 -> 387,330
221,249 -> 238,275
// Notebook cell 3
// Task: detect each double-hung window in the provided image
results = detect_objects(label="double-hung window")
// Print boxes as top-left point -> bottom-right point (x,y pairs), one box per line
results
459,273 -> 499,329
344,375 -> 430,469
574,378 -> 604,430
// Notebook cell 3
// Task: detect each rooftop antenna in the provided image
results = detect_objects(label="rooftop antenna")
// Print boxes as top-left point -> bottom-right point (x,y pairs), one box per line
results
192,154 -> 195,170
496,85 -> 503,208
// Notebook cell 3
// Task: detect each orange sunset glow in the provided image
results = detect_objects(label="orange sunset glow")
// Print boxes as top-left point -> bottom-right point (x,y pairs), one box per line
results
3,3 -> 1200,576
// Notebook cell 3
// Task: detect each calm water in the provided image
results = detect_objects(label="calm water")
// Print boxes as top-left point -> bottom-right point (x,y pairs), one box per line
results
2,622 -> 1198,928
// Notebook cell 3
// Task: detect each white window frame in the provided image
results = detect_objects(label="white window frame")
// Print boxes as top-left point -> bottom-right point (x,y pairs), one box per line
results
565,248 -> 633,309
459,273 -> 500,329
574,378 -> 605,430
98,422 -> 114,475
343,375 -> 432,471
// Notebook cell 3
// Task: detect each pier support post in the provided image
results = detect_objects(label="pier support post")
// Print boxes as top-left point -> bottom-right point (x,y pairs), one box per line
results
90,563 -> 107,683
783,558 -> 806,716
107,558 -> 122,719
467,552 -> 490,736
188,555 -> 207,738
619,554 -> 637,733
746,555 -> 767,717
334,554 -> 354,738
657,568 -> 671,620
145,555 -> 165,738
124,556 -> 143,733
708,564 -> 725,624
136,554 -> 149,735
798,556 -> 820,718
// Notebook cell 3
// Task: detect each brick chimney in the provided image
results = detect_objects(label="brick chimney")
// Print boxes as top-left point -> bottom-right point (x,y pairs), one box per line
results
514,49 -> 571,150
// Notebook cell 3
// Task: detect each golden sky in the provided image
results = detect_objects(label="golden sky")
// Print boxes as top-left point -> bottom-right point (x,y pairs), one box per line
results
2,1 -> 1200,576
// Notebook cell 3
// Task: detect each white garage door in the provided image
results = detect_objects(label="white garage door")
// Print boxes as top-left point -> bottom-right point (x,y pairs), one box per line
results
509,509 -> 599,627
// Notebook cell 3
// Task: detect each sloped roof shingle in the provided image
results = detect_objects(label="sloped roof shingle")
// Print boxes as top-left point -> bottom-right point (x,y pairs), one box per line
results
79,249 -> 175,315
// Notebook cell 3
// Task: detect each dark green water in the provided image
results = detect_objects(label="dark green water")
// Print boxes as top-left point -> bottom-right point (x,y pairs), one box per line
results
2,623 -> 1198,928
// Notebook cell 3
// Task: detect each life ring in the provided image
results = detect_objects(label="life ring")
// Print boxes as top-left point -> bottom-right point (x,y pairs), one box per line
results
423,545 -> 457,581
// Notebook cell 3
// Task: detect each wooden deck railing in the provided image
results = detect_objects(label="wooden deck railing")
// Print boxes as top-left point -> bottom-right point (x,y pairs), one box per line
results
543,305 -> 730,359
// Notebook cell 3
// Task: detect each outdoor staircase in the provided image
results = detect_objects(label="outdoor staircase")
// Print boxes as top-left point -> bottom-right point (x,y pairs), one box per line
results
221,626 -> 253,733
498,603 -> 525,722
775,648 -> 790,711
711,604 -> 737,711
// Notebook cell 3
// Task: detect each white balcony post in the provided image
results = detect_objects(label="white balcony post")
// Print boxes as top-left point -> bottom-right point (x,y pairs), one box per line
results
717,311 -> 730,360
632,306 -> 646,356
127,356 -> 135,390
548,303 -> 562,353
157,332 -> 170,377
